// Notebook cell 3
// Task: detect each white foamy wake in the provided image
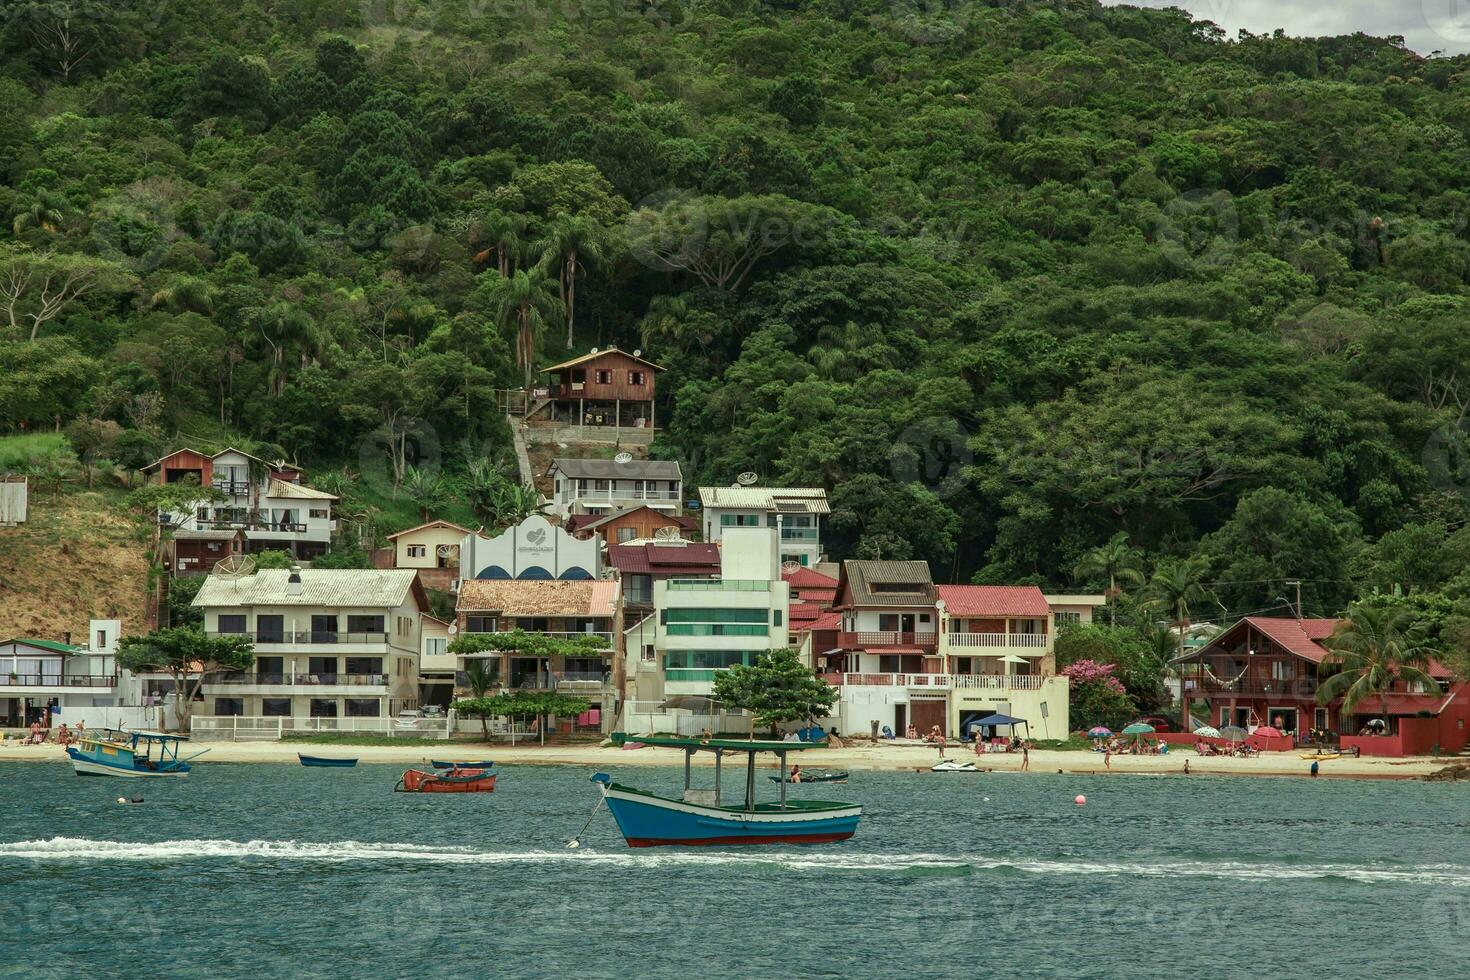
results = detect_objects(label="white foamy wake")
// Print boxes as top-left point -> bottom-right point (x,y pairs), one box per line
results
0,838 -> 1466,885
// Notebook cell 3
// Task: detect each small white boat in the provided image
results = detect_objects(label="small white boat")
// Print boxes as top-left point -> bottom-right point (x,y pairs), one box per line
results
931,759 -> 979,773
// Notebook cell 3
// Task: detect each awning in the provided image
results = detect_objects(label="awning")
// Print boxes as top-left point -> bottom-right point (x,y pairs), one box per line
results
973,713 -> 1024,727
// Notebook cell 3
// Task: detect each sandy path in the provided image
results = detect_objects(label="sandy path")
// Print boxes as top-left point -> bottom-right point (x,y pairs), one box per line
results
2,740 -> 1457,780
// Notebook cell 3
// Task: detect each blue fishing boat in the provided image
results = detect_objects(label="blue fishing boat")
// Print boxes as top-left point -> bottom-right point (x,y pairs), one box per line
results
298,754 -> 358,768
67,729 -> 206,778
430,759 -> 494,770
589,735 -> 861,847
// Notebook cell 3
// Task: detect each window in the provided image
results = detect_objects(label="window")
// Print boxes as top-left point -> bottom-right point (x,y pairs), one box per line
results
594,478 -> 610,491
407,544 -> 427,558
664,607 -> 770,637
344,657 -> 383,677
310,699 -> 338,718
308,656 -> 338,679
345,699 -> 380,718
628,370 -> 646,385
310,614 -> 339,642
309,509 -> 328,519
773,609 -> 783,627
217,615 -> 247,635
214,698 -> 244,717
96,629 -> 108,650
664,650 -> 762,670
424,637 -> 447,657
878,614 -> 899,631
347,615 -> 384,635
720,514 -> 762,527
257,615 -> 284,643
1271,660 -> 1294,681
594,369 -> 612,384
465,616 -> 497,633
262,698 -> 291,717
256,656 -> 284,680
616,526 -> 636,543
1054,611 -> 1082,629
870,583 -> 921,594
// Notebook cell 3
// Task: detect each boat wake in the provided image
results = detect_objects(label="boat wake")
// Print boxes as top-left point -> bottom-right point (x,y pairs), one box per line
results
2,837 -> 1468,886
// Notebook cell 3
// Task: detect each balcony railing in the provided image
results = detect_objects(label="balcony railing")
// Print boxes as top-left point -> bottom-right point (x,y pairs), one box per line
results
210,672 -> 388,686
208,631 -> 392,645
825,672 -> 1047,691
460,630 -> 613,647
0,674 -> 117,688
837,631 -> 938,649
564,487 -> 679,502
666,579 -> 770,592
197,520 -> 309,533
945,632 -> 1049,649
211,479 -> 253,495
780,527 -> 819,541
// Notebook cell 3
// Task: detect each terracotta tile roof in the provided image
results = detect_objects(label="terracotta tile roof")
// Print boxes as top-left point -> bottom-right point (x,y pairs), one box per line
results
607,542 -> 720,575
456,579 -> 616,617
807,611 -> 843,631
1242,617 -> 1341,664
937,585 -> 1049,618
788,602 -> 826,625
563,506 -> 694,535
783,567 -> 838,589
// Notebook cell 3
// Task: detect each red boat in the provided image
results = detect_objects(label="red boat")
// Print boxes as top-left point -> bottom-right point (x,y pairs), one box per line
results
395,766 -> 497,793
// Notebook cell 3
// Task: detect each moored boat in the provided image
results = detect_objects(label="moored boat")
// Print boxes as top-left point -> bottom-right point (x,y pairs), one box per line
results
395,767 -> 496,793
430,759 -> 494,770
298,754 -> 358,768
768,771 -> 849,783
590,735 -> 861,847
67,729 -> 206,778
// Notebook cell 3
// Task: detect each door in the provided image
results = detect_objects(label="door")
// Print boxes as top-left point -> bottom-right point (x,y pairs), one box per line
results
909,700 -> 946,736
900,614 -> 916,633
894,704 -> 906,735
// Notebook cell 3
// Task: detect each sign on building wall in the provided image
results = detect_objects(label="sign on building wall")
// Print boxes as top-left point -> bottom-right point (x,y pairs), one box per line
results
461,515 -> 600,581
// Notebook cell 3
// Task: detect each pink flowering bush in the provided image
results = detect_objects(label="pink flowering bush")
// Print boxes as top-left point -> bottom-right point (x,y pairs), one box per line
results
1062,659 -> 1134,729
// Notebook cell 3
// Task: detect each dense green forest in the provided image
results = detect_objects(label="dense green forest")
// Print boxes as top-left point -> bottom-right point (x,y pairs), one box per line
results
6,0 -> 1470,630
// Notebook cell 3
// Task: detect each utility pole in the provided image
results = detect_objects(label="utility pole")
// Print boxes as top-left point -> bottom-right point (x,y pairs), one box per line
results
1286,580 -> 1302,620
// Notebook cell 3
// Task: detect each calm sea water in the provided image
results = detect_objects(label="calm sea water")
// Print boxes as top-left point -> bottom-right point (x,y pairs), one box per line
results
1,760 -> 1467,978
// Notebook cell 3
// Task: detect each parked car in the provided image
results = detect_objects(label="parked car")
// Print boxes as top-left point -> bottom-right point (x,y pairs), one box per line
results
1132,716 -> 1180,733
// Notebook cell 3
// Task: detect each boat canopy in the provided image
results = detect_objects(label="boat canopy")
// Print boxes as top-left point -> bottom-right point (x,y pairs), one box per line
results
617,733 -> 826,753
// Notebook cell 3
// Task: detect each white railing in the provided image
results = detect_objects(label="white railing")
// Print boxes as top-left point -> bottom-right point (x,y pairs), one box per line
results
188,715 -> 451,741
945,632 -> 1049,648
567,487 -> 680,503
833,673 -> 1050,691
461,630 -> 613,645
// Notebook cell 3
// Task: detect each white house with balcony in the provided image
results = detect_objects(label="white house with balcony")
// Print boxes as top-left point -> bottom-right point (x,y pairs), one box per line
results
192,567 -> 427,727
146,447 -> 337,559
642,528 -> 789,711
0,631 -> 119,729
698,485 -> 827,567
547,457 -> 683,519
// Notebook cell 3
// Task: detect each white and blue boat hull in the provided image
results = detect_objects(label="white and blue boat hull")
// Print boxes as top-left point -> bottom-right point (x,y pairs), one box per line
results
68,747 -> 190,778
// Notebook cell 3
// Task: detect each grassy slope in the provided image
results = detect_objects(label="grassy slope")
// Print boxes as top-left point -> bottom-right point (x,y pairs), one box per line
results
0,486 -> 151,641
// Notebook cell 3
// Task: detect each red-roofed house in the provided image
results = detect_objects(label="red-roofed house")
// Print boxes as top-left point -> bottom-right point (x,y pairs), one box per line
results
1175,617 -> 1470,755
783,566 -> 837,605
608,541 -> 721,613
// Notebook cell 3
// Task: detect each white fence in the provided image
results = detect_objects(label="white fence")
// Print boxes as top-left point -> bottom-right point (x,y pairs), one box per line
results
190,715 -> 453,742
622,700 -> 753,737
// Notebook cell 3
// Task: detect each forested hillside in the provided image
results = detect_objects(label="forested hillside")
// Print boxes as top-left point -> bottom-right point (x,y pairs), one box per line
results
5,0 -> 1470,623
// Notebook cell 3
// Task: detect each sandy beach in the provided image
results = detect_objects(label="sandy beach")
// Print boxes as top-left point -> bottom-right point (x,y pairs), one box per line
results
3,739 -> 1461,779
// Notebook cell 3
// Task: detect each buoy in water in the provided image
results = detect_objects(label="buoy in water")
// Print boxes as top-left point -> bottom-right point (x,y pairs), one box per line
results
1074,794 -> 1086,806
117,797 -> 126,804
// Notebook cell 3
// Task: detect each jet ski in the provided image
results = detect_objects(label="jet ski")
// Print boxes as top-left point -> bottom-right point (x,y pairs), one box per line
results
931,759 -> 979,773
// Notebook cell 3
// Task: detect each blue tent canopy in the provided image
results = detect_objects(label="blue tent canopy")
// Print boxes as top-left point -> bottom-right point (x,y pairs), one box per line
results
973,713 -> 1025,727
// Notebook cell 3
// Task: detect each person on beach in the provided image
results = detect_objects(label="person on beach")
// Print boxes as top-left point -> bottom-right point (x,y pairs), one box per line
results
1183,759 -> 1190,775
1021,741 -> 1030,771
906,724 -> 918,740
56,724 -> 71,747
933,729 -> 946,758
1310,760 -> 1319,778
1103,746 -> 1112,771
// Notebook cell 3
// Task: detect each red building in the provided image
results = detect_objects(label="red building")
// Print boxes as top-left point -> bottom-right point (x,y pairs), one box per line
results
1176,616 -> 1469,756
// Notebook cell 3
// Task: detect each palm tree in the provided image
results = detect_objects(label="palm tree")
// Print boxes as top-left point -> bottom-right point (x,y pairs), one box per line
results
489,268 -> 564,390
1142,556 -> 1214,733
463,658 -> 500,741
150,276 -> 216,314
1073,531 -> 1147,626
1317,606 -> 1440,731
472,210 -> 528,278
251,302 -> 324,396
402,465 -> 445,518
12,189 -> 69,235
536,214 -> 604,349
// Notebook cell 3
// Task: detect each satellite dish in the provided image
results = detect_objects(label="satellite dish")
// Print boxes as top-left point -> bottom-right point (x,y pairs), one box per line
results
633,349 -> 642,357
781,560 -> 802,573
213,554 -> 256,578
654,526 -> 682,541
614,451 -> 634,465
736,472 -> 758,486
590,347 -> 600,354
447,623 -> 458,635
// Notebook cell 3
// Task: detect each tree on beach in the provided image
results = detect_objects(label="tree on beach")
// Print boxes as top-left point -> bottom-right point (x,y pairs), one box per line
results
449,691 -> 589,745
456,659 -> 500,740
116,627 -> 254,732
1317,606 -> 1440,726
712,648 -> 837,737
1142,557 -> 1214,733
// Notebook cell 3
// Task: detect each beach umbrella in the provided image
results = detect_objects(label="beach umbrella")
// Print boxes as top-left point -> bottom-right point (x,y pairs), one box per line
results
1219,725 -> 1248,742
1121,723 -> 1155,736
1251,725 -> 1283,738
1192,726 -> 1221,738
1087,726 -> 1112,738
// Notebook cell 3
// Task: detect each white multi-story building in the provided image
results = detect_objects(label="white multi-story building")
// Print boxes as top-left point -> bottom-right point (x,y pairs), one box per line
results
145,447 -> 337,560
697,485 -> 828,567
0,624 -> 119,729
547,457 -> 683,518
193,568 -> 427,724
